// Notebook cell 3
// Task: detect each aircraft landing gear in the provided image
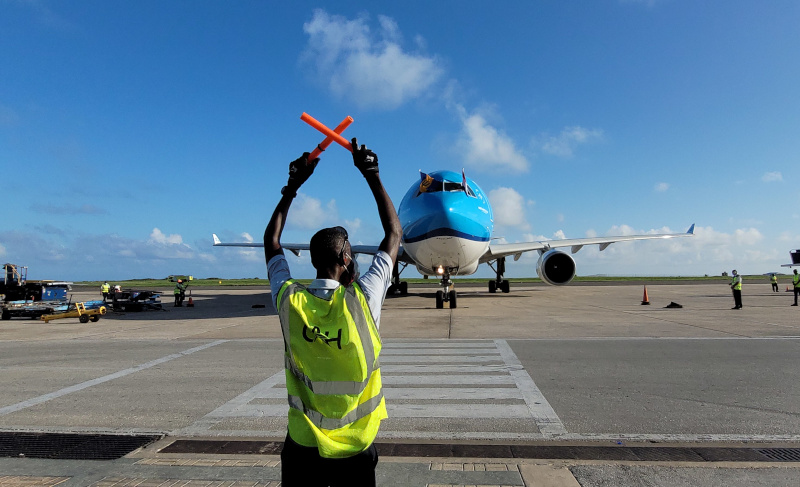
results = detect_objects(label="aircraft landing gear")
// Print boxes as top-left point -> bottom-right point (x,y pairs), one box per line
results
387,262 -> 409,296
436,272 -> 457,309
488,257 -> 510,293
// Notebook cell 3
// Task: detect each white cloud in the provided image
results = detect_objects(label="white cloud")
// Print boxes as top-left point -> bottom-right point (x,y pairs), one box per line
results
762,171 -> 783,182
453,104 -> 528,172
537,126 -> 603,158
237,232 -> 259,261
344,218 -> 362,233
288,194 -> 339,230
0,242 -> 6,257
302,10 -> 443,110
488,187 -> 531,230
655,182 -> 670,192
149,228 -> 183,245
574,225 -> 774,276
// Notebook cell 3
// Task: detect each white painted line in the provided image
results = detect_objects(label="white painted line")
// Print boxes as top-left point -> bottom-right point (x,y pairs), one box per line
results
385,342 -> 496,348
381,355 -> 503,363
0,340 -> 228,416
383,364 -> 521,373
385,387 -> 522,400
386,404 -> 532,419
173,368 -> 286,436
382,375 -> 515,385
238,403 -> 532,419
495,339 -> 568,437
381,348 -> 498,355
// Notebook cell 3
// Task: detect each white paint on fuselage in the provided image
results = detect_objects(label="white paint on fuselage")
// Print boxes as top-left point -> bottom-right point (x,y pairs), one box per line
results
403,236 -> 488,276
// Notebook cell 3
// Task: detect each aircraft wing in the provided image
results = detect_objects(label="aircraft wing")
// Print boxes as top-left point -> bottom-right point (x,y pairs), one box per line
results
480,224 -> 695,263
212,234 -> 412,262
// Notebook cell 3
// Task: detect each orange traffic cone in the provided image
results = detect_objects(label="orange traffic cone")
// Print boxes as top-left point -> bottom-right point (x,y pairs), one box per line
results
187,291 -> 194,307
787,286 -> 792,292
641,286 -> 650,305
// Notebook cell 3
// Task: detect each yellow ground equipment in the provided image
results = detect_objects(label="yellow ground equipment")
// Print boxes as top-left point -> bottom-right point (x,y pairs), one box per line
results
41,302 -> 107,323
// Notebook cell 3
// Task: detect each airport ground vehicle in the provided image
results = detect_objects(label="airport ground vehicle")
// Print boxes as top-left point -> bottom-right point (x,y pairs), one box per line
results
41,302 -> 107,323
1,263 -> 75,320
107,289 -> 162,311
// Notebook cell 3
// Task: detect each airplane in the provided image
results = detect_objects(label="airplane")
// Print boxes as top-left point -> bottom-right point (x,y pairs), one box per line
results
213,169 -> 694,309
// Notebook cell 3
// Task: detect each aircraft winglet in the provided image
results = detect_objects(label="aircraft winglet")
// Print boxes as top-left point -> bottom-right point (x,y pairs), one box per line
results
212,234 -> 221,246
687,223 -> 695,234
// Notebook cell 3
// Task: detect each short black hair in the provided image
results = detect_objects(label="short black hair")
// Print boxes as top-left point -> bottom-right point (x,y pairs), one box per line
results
310,226 -> 348,269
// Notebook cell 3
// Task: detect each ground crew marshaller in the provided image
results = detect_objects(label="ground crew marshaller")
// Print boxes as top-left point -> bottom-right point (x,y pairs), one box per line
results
264,138 -> 401,487
730,269 -> 743,309
173,279 -> 185,307
770,273 -> 779,292
793,269 -> 800,306
101,281 -> 110,301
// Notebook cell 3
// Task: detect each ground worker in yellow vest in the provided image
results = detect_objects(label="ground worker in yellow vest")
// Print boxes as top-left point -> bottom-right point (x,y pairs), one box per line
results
101,281 -> 110,301
770,273 -> 779,292
264,138 -> 401,486
792,269 -> 800,306
730,269 -> 743,309
173,280 -> 185,307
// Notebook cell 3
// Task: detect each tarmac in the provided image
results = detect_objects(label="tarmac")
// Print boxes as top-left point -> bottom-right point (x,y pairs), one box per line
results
1,280 -> 800,486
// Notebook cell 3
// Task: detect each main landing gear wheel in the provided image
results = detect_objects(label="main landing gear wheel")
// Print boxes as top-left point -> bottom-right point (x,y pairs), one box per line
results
488,256 -> 510,294
388,261 -> 409,296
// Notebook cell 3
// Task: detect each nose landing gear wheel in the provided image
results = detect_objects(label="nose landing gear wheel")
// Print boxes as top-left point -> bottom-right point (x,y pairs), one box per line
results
448,290 -> 457,309
435,290 -> 444,309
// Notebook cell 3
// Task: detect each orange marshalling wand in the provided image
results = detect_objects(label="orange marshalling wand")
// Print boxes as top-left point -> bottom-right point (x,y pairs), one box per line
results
301,113 -> 354,162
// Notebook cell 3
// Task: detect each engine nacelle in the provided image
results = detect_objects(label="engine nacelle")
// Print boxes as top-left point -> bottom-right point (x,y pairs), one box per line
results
536,249 -> 576,285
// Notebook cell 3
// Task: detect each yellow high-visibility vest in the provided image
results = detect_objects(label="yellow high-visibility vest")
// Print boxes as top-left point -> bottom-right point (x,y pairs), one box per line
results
731,276 -> 742,291
101,283 -> 110,293
794,274 -> 800,288
771,275 -> 778,283
277,280 -> 386,459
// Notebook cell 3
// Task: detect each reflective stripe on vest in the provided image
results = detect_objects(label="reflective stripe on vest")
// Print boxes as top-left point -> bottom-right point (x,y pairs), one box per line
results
287,391 -> 384,430
283,353 -> 381,395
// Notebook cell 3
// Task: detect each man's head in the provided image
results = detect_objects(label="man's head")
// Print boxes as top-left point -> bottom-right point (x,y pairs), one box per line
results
310,226 -> 356,284
795,269 -> 798,275
732,270 -> 738,276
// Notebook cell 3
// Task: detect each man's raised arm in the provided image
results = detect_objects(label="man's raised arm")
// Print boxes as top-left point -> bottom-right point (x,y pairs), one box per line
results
263,153 -> 319,263
351,138 -> 402,264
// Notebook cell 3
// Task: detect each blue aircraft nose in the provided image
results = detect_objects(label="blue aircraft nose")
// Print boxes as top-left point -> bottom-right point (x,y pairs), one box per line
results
400,192 -> 492,244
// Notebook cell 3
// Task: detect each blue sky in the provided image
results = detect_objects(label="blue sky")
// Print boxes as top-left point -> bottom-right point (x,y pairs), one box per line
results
2,0 -> 799,281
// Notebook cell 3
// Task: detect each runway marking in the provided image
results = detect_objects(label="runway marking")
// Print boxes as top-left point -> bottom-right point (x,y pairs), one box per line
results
495,339 -> 567,437
0,340 -> 228,416
178,339 -> 568,439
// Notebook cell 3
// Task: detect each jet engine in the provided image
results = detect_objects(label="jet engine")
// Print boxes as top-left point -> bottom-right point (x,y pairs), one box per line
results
536,249 -> 576,285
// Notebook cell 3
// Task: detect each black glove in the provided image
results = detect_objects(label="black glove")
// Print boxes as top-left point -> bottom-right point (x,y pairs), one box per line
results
351,138 -> 379,177
286,152 -> 319,191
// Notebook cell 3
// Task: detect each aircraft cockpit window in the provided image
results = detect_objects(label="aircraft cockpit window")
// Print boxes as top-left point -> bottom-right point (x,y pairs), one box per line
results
443,181 -> 476,197
416,179 -> 476,197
